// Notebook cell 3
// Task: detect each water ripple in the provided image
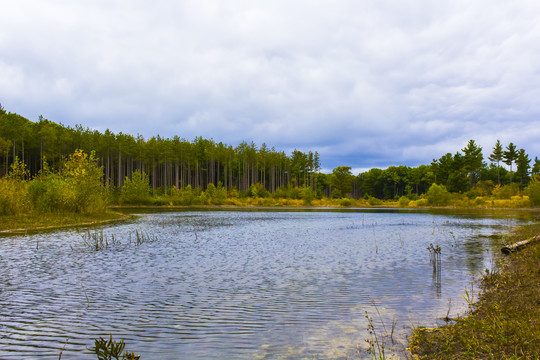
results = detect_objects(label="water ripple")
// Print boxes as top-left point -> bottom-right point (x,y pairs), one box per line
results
0,210 -> 523,359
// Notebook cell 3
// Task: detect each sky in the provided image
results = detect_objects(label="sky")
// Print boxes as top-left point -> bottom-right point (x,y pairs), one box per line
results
1,0 -> 540,173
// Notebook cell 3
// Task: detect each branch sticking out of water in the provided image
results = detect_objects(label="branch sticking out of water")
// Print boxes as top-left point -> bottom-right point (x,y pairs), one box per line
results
427,243 -> 441,273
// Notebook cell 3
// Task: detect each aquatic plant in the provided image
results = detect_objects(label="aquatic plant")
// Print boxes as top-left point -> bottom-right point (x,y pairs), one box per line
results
88,334 -> 140,360
129,230 -> 158,246
81,229 -> 119,251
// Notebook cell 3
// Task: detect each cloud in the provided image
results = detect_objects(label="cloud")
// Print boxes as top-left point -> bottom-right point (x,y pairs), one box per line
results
1,0 -> 540,172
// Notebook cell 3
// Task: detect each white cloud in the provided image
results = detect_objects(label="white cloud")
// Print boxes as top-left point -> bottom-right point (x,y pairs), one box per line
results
1,0 -> 540,169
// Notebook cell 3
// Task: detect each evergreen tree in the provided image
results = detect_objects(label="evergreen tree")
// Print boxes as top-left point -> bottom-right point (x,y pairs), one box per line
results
461,139 -> 483,188
503,142 -> 518,182
532,157 -> 540,175
330,166 -> 353,197
488,140 -> 503,184
515,149 -> 531,188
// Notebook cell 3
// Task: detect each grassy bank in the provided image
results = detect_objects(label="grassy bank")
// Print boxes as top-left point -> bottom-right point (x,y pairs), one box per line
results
0,211 -> 129,234
408,223 -> 540,359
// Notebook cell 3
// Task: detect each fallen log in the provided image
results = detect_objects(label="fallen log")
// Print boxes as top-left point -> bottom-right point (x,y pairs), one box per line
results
501,234 -> 540,255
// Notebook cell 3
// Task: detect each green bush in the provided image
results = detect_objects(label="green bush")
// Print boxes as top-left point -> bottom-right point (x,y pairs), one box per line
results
340,198 -> 352,207
62,150 -> 106,213
493,183 -> 520,199
464,189 -> 480,199
475,197 -> 487,206
526,176 -> 540,206
180,185 -> 195,205
26,176 -> 63,213
398,196 -> 410,207
122,170 -> 151,204
426,183 -> 451,206
206,182 -> 227,205
302,187 -> 314,205
247,182 -> 270,198
331,188 -> 342,199
367,196 -> 382,206
0,178 -> 28,215
416,198 -> 429,207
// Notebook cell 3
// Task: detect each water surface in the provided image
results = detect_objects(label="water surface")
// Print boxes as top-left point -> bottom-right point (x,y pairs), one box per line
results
0,209 -> 527,359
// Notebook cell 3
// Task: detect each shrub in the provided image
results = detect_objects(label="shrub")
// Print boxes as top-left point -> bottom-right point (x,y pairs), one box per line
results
227,187 -> 239,199
416,199 -> 429,207
0,178 -> 28,215
62,150 -> 105,213
121,170 -> 151,204
398,196 -> 410,207
180,185 -> 195,205
526,176 -> 540,206
474,180 -> 495,196
464,189 -> 480,199
302,187 -> 314,205
426,183 -> 451,206
247,182 -> 270,198
367,196 -> 382,206
340,198 -> 352,207
26,176 -> 64,213
493,183 -> 520,199
207,182 -> 227,205
331,188 -> 342,199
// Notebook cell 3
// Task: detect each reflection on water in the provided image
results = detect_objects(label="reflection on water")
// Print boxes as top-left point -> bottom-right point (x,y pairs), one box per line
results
0,209 -> 528,359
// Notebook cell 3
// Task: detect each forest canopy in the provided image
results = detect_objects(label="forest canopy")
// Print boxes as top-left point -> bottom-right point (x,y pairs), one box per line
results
1,103 -> 539,206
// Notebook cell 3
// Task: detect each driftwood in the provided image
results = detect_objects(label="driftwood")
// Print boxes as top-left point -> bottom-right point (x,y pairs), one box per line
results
501,234 -> 540,255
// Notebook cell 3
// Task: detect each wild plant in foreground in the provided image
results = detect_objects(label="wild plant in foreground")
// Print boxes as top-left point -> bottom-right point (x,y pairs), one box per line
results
363,301 -> 399,360
88,334 -> 140,360
365,310 -> 386,359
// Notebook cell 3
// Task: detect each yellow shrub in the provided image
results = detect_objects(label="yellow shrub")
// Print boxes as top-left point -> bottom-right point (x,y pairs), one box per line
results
0,178 -> 29,215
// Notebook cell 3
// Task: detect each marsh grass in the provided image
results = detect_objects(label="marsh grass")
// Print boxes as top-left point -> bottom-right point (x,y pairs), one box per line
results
409,223 -> 540,359
82,229 -> 120,250
129,230 -> 158,246
80,229 -> 158,250
0,211 -> 127,233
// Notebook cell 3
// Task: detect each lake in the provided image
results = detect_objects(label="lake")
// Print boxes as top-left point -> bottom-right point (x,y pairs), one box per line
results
0,208 -> 530,359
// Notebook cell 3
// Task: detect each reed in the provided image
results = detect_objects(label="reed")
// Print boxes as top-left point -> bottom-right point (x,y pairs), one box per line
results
130,229 -> 158,246
81,229 -> 120,251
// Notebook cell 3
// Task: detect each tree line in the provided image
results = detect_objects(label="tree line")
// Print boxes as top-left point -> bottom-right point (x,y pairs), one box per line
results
0,104 -> 323,196
355,139 -> 540,200
1,103 -> 539,202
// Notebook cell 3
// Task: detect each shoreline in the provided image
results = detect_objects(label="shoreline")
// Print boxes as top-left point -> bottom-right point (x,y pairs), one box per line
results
1,205 -> 537,235
408,223 -> 540,359
0,211 -> 134,236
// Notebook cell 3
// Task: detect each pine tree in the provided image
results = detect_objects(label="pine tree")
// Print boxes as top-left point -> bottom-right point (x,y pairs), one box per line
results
461,139 -> 483,189
515,149 -> 531,188
488,140 -> 503,184
503,142 -> 518,182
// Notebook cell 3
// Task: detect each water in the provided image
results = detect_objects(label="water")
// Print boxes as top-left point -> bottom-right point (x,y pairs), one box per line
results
0,209 -> 527,359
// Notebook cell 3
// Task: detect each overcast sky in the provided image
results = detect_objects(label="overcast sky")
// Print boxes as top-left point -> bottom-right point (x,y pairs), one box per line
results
1,1 -> 539,172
